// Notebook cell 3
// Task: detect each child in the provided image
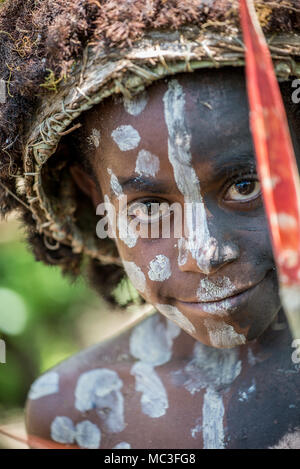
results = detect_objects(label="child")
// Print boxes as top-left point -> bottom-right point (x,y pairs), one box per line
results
0,0 -> 300,449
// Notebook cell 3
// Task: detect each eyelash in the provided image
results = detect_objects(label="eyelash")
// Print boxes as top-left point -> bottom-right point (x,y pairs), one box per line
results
221,169 -> 260,203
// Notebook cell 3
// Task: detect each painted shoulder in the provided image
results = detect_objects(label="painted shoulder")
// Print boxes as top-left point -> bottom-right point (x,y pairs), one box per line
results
24,313 -> 183,449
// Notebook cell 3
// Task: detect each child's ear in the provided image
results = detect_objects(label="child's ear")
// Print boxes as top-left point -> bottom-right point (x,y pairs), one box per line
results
70,165 -> 102,208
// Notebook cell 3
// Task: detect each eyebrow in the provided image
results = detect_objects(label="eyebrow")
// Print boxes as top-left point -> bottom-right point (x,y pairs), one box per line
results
110,176 -> 176,198
211,152 -> 257,181
110,153 -> 256,198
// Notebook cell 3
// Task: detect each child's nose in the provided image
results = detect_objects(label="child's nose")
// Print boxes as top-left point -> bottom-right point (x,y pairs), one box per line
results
178,238 -> 240,275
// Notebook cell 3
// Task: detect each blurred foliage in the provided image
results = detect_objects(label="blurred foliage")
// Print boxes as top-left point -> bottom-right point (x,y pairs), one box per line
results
0,219 -> 100,413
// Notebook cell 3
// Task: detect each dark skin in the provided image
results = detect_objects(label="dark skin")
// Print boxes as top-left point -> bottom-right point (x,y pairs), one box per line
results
25,69 -> 300,449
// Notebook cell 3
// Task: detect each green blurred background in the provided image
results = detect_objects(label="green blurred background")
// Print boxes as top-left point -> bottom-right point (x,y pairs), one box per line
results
0,214 -> 144,448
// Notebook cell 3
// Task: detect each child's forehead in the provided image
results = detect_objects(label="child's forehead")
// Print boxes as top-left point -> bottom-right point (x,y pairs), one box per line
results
82,70 -> 253,180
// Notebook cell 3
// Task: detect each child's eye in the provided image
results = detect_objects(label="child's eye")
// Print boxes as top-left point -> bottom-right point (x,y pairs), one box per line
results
128,200 -> 170,223
224,178 -> 261,203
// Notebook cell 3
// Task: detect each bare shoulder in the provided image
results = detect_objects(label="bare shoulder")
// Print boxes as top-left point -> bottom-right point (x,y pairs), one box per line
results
25,313 -> 188,449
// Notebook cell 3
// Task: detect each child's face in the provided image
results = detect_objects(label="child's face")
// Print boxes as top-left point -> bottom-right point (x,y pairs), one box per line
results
75,70 -> 299,348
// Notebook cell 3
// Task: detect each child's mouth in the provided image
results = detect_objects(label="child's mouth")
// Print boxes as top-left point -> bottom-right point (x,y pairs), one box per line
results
175,277 -> 266,318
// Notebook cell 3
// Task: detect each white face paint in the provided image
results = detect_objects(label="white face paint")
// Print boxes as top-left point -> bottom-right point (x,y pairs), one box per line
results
107,168 -> 123,199
156,303 -> 196,335
74,369 -> 125,433
238,379 -> 256,402
87,128 -> 101,148
51,417 -> 101,449
123,91 -> 148,116
148,255 -> 171,282
123,261 -> 146,293
113,442 -> 131,449
204,319 -> 246,348
129,314 -> 180,366
111,125 -> 141,151
269,430 -> 300,449
28,371 -> 59,400
202,388 -> 225,449
163,80 -> 218,274
197,276 -> 236,302
106,170 -> 138,247
131,361 -> 168,418
135,149 -> 160,177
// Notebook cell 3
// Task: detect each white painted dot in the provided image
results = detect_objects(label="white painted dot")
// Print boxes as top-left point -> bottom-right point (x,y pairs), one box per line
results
75,420 -> 101,449
51,416 -> 75,444
135,149 -> 160,177
111,125 -> 141,151
124,91 -> 148,116
148,255 -> 171,282
28,372 -> 59,400
113,441 -> 131,449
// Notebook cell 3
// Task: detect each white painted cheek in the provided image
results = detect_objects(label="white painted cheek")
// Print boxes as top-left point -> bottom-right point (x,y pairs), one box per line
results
148,255 -> 171,282
135,149 -> 160,177
123,261 -> 146,293
111,125 -> 141,151
28,371 -> 59,400
129,315 -> 180,366
87,128 -> 101,148
197,276 -> 236,302
113,442 -> 131,449
156,303 -> 195,335
74,369 -> 125,433
131,361 -> 168,418
204,319 -> 246,348
202,388 -> 225,449
123,91 -> 148,116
